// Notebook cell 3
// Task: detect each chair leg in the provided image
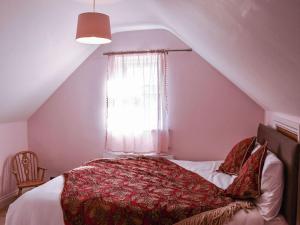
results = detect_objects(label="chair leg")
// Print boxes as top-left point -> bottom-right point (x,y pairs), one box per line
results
18,188 -> 22,197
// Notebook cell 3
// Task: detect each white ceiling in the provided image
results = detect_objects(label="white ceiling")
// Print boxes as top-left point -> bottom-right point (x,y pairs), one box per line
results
0,0 -> 299,123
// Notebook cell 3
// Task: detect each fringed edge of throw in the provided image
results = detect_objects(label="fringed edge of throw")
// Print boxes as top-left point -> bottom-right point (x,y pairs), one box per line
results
174,201 -> 254,225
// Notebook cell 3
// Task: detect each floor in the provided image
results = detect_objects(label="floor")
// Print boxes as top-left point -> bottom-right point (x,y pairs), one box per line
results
0,207 -> 7,225
0,190 -> 29,225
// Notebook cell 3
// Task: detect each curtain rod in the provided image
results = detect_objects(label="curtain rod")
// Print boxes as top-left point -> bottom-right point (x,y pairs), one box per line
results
103,48 -> 192,56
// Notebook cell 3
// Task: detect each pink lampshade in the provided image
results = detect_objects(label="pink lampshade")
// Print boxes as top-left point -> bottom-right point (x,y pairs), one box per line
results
76,12 -> 112,45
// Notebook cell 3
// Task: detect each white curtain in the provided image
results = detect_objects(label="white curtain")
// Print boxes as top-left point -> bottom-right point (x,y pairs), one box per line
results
105,52 -> 169,154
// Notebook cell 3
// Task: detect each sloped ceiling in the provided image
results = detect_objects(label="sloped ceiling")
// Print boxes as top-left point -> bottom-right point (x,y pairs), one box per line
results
0,0 -> 299,123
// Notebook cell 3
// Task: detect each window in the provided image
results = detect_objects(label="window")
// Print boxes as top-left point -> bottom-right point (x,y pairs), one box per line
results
105,52 -> 169,154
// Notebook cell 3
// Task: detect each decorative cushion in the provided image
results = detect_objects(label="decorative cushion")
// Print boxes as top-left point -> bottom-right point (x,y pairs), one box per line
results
251,142 -> 262,155
217,137 -> 256,175
224,143 -> 268,199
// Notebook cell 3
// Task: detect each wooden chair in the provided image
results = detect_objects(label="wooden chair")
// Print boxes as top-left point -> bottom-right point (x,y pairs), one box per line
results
11,151 -> 46,196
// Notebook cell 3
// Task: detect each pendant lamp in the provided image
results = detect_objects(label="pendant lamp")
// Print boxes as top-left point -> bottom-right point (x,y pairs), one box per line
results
76,0 -> 112,44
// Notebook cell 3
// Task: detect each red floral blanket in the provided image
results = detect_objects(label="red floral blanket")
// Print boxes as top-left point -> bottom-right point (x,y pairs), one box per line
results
61,157 -> 233,225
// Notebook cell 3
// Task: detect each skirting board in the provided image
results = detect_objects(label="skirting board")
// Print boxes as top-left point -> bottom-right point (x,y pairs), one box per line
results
0,190 -> 18,209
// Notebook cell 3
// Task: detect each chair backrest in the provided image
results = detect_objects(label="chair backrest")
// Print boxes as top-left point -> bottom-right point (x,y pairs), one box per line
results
12,151 -> 40,184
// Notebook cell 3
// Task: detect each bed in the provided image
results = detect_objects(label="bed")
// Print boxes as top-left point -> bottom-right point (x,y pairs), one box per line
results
5,124 -> 300,225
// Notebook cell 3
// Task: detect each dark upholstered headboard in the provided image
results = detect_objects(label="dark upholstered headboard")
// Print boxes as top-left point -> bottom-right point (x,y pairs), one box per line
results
257,124 -> 300,225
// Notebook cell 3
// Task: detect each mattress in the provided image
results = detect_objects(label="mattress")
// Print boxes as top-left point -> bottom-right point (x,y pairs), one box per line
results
5,159 -> 287,225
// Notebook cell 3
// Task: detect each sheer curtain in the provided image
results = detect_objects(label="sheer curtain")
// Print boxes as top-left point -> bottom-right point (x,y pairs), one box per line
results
105,52 -> 169,154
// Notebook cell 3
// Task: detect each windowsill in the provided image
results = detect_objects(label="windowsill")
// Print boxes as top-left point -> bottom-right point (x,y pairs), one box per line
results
102,152 -> 174,160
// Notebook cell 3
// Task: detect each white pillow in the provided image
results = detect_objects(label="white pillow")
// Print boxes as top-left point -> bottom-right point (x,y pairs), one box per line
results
255,151 -> 284,221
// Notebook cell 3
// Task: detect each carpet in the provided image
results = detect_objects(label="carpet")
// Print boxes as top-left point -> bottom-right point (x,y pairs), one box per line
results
0,207 -> 7,225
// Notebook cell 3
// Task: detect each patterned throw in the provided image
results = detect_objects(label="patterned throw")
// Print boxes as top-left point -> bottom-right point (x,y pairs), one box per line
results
61,157 -> 245,225
174,201 -> 254,225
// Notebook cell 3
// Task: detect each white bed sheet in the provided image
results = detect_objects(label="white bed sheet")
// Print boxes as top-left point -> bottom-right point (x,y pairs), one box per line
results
6,160 -> 287,225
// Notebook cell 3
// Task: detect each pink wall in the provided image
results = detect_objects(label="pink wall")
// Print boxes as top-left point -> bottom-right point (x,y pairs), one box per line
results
167,51 -> 264,160
28,30 -> 264,176
0,121 -> 28,200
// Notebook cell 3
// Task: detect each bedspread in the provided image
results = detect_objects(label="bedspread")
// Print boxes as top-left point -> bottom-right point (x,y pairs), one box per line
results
61,157 -> 233,225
